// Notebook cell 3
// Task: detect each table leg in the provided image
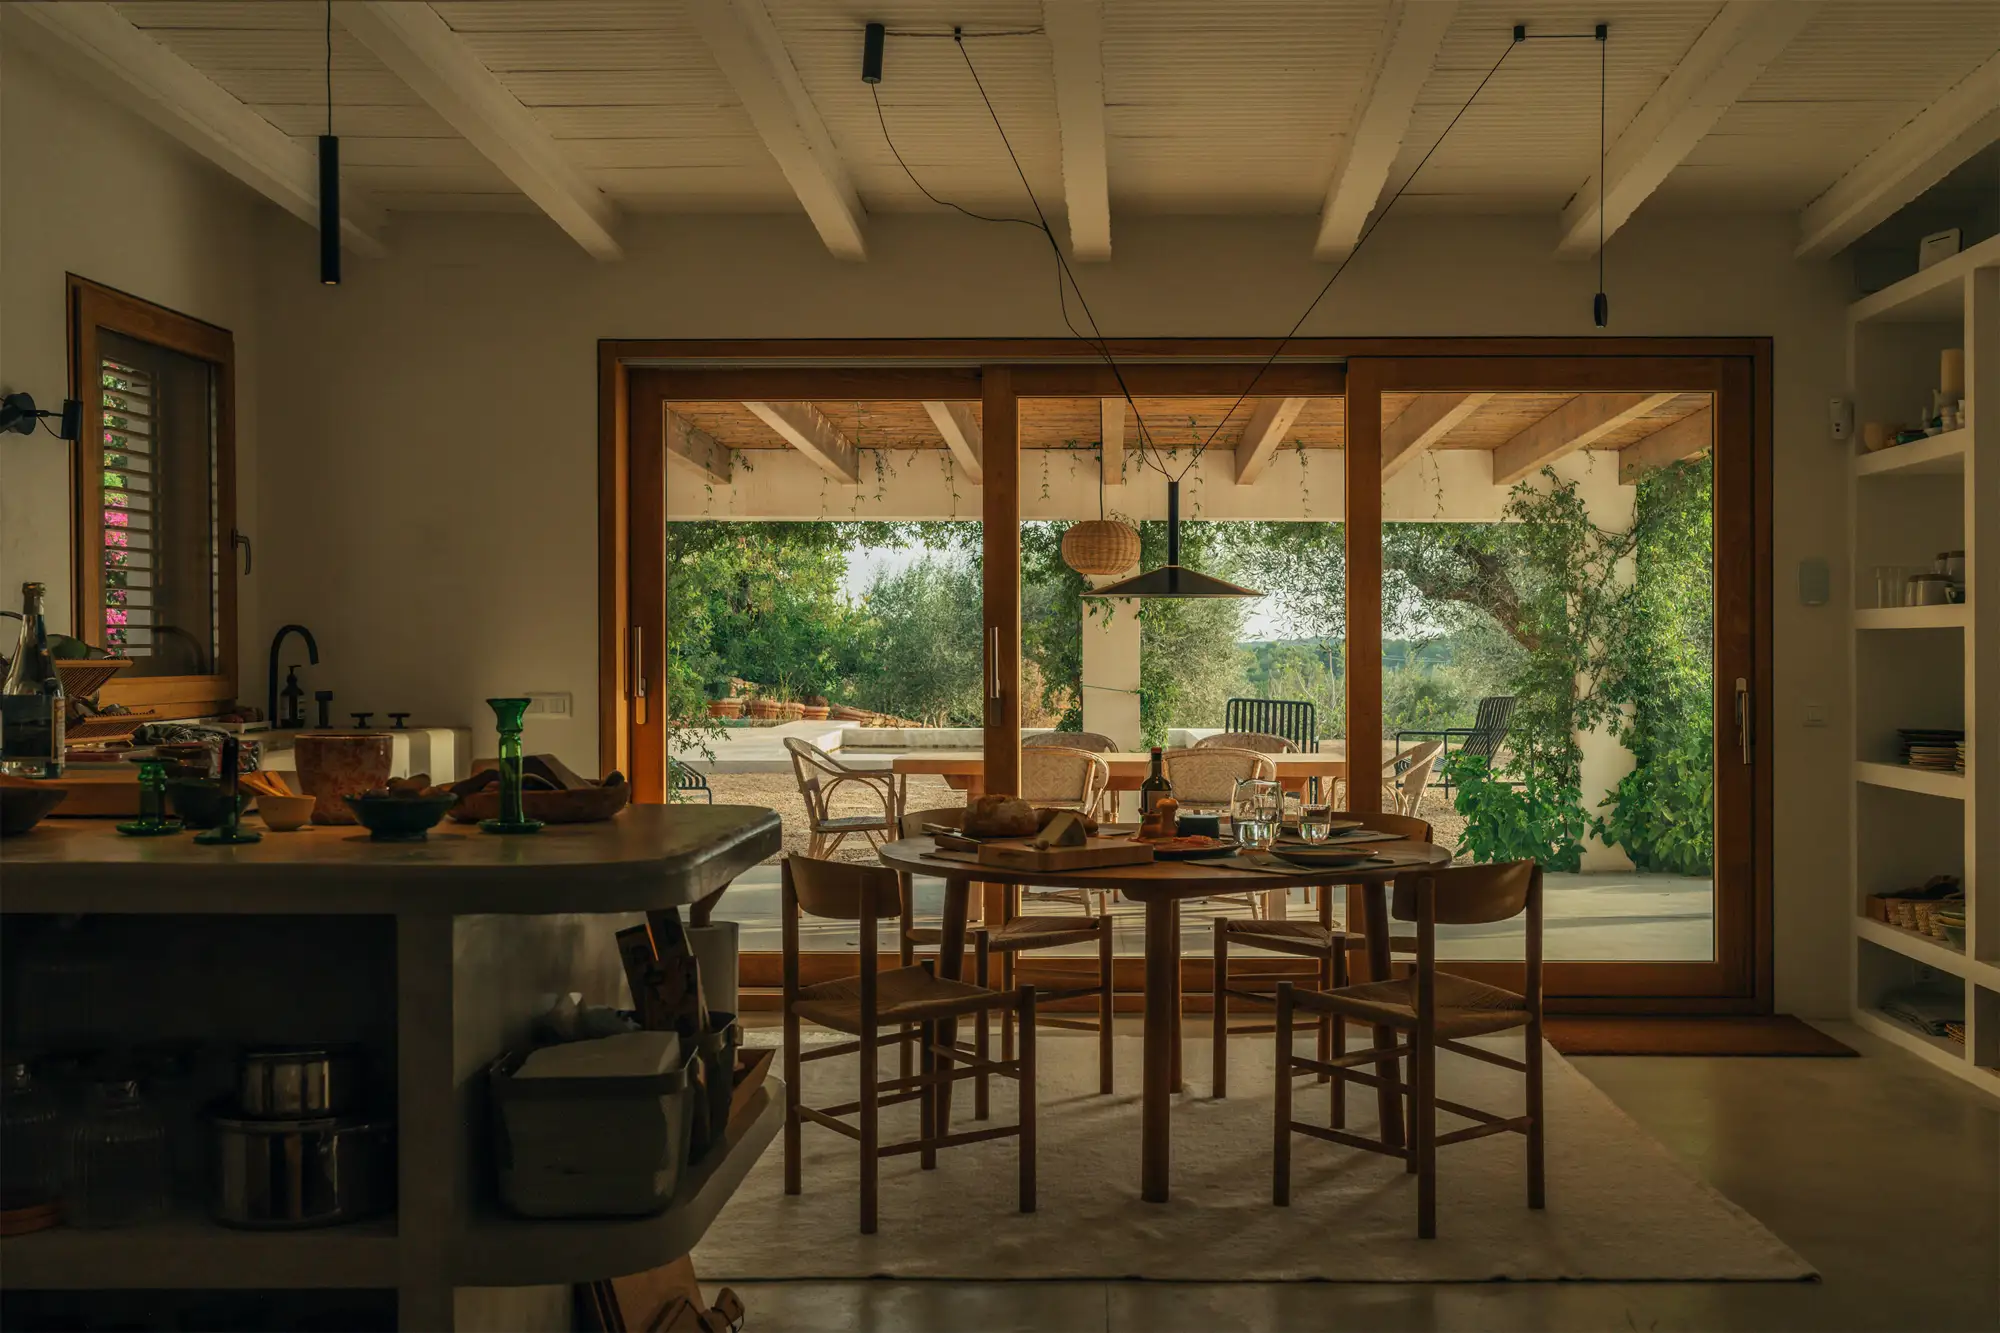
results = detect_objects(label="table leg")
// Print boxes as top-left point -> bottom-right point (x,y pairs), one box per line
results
936,875 -> 971,1127
1361,882 -> 1406,1153
1142,897 -> 1176,1202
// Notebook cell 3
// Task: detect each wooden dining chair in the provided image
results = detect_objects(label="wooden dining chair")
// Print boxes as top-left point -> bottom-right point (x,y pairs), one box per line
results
894,807 -> 1116,1096
1209,812 -> 1433,1105
1271,858 -> 1545,1240
782,854 -> 1037,1235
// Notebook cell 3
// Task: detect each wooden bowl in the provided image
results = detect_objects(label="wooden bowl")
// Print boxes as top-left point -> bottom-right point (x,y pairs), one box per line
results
449,777 -> 630,825
0,782 -> 70,837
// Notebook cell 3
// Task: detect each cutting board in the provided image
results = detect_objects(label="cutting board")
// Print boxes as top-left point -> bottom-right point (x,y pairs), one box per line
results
977,836 -> 1155,871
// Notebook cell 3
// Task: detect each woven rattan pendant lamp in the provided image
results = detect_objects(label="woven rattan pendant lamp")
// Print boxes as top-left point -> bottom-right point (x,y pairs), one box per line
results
1061,442 -> 1141,577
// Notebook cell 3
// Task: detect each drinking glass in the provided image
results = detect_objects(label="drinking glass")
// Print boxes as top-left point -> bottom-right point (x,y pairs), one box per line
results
481,697 -> 544,835
1231,777 -> 1281,852
1299,804 -> 1334,845
63,1080 -> 168,1229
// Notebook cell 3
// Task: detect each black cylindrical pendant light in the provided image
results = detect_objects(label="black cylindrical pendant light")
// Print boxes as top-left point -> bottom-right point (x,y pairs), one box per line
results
320,2 -> 340,286
861,21 -> 885,83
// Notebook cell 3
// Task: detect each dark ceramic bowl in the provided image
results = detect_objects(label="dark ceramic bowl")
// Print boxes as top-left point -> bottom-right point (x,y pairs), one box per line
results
0,782 -> 70,837
167,780 -> 248,830
344,793 -> 458,842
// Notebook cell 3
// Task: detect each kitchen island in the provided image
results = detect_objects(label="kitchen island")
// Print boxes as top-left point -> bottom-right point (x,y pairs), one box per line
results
1,805 -> 781,1332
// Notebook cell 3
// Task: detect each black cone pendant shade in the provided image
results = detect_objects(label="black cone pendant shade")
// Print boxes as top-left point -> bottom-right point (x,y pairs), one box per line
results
1084,480 -> 1262,599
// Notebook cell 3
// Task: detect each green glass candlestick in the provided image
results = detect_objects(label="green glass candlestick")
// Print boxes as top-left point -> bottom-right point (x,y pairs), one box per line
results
116,761 -> 183,836
193,738 -> 261,845
480,697 -> 542,835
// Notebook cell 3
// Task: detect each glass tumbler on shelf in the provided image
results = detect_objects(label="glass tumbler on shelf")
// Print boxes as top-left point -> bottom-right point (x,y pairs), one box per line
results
480,697 -> 543,835
1231,777 -> 1281,852
63,1080 -> 169,1228
1,1061 -> 64,1205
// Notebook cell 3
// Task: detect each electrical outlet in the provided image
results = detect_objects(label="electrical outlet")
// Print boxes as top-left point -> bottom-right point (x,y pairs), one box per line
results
525,692 -> 573,719
1803,702 -> 1827,728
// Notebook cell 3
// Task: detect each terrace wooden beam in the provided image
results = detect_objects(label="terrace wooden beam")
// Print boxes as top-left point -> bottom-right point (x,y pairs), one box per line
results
334,0 -> 620,259
1618,406 -> 1713,483
1491,392 -> 1678,487
1043,0 -> 1111,261
1314,0 -> 1455,262
665,408 -> 731,484
1100,398 -> 1126,483
687,0 -> 867,260
922,401 -> 984,485
1556,1 -> 1816,258
742,401 -> 860,482
1234,398 -> 1311,484
1381,392 -> 1492,479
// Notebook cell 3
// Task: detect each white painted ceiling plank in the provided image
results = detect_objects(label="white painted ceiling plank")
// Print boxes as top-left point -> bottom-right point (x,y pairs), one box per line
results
1382,392 -> 1493,478
684,0 -> 866,259
922,402 -> 984,485
666,408 -> 732,484
1796,49 -> 2000,259
334,1 -> 621,259
1044,0 -> 1110,261
1618,406 -> 1713,483
10,2 -> 386,256
1314,0 -> 1456,263
1492,392 -> 1678,487
1555,1 -> 1819,258
1234,398 -> 1310,484
744,401 -> 861,482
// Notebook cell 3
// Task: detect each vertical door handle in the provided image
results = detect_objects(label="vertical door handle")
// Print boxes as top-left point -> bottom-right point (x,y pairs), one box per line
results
230,529 -> 253,576
631,627 -> 648,726
1734,677 -> 1750,766
987,627 -> 1002,724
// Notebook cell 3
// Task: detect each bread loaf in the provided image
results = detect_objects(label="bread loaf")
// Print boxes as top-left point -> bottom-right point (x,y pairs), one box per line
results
963,794 -> 1038,838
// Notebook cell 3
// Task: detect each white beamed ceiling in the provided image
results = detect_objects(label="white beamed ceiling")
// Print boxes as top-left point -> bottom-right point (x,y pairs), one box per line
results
107,0 -> 2000,241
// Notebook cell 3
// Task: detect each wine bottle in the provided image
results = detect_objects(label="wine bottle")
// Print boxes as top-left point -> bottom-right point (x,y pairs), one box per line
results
1139,745 -> 1172,816
1,583 -> 65,779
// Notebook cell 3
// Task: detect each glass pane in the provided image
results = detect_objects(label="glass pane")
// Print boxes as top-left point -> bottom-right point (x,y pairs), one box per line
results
98,332 -> 217,676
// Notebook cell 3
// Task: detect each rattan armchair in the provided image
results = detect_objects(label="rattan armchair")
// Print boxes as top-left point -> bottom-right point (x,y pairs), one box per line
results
1195,731 -> 1298,754
1162,745 -> 1277,811
785,737 -> 905,859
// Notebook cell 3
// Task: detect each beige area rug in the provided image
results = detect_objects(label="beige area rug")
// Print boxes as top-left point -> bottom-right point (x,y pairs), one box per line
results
695,1033 -> 1814,1283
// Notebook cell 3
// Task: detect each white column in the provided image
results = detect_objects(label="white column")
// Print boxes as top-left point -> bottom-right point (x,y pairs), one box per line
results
1082,575 -> 1143,816
1560,456 -> 1638,873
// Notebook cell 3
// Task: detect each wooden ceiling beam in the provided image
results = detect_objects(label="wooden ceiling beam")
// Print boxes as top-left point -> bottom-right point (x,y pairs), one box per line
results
1043,0 -> 1111,261
1491,392 -> 1678,486
743,401 -> 861,482
1618,406 -> 1713,483
1556,1 -> 1817,258
1382,392 -> 1493,478
1100,399 -> 1126,483
922,401 -> 984,484
334,1 -> 620,260
687,0 -> 866,260
9,1 -> 386,257
1314,0 -> 1456,263
1796,50 -> 2000,259
1234,398 -> 1311,484
666,408 -> 731,484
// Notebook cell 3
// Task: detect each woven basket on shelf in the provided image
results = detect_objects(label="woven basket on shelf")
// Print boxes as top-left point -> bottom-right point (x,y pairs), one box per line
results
1061,520 -> 1140,577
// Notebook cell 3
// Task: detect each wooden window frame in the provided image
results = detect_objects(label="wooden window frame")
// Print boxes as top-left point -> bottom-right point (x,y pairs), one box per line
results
68,276 -> 238,718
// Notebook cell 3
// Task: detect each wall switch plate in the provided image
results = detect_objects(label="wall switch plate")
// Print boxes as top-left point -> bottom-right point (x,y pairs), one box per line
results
525,692 -> 573,719
1799,557 -> 1830,606
1828,396 -> 1854,441
1803,702 -> 1827,728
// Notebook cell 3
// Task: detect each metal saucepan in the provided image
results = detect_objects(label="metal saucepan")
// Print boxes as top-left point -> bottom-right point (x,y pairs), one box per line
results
238,1046 -> 364,1119
210,1113 -> 393,1229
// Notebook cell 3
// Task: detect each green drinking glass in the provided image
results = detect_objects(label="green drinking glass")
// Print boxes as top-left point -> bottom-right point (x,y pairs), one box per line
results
480,697 -> 543,835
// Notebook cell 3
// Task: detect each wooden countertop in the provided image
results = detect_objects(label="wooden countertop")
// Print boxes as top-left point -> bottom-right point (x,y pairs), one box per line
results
1,804 -> 781,916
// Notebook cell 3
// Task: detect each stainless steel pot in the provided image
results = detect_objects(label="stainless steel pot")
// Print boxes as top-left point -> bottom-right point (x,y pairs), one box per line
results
211,1113 -> 393,1229
1908,573 -> 1954,606
239,1046 -> 363,1118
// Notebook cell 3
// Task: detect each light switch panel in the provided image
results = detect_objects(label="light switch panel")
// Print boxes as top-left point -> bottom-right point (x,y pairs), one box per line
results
1799,557 -> 1831,606
1803,702 -> 1827,728
526,692 -> 573,719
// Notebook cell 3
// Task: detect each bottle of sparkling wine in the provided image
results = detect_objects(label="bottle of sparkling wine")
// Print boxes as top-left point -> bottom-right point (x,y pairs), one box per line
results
1139,745 -> 1172,815
1,583 -> 65,779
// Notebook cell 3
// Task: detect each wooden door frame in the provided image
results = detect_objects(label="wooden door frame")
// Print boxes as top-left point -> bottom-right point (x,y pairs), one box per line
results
600,336 -> 1773,1015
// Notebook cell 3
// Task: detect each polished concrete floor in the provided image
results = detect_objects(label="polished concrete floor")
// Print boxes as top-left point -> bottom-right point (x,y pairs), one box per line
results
718,1021 -> 1998,1333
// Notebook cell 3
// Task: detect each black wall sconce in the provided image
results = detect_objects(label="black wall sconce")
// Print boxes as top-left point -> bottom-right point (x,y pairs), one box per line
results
1,393 -> 81,441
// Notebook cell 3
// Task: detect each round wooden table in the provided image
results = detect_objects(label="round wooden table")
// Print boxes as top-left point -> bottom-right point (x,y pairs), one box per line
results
877,835 -> 1454,1202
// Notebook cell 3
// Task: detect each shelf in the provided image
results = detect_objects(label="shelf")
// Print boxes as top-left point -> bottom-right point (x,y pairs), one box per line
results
1850,231 -> 2000,324
453,1080 -> 783,1287
1853,429 -> 1968,477
0,1211 -> 398,1290
1854,604 -> 1969,630
1856,914 -> 1967,976
1854,761 -> 1967,798
1852,1007 -> 1975,1080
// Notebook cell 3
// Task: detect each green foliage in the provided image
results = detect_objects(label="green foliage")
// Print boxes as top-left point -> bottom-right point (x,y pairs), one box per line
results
1445,754 -> 1588,871
1020,522 -> 1088,728
1383,662 -> 1474,737
1134,520 -> 1250,744
850,552 -> 985,726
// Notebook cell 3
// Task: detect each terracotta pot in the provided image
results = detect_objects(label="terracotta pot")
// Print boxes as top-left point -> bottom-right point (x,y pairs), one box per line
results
781,701 -> 805,721
707,698 -> 746,719
747,699 -> 784,720
799,704 -> 830,721
293,732 -> 394,825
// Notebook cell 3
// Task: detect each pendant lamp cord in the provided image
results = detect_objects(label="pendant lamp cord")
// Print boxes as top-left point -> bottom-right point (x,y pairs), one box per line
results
325,0 -> 333,137
1598,29 -> 1607,320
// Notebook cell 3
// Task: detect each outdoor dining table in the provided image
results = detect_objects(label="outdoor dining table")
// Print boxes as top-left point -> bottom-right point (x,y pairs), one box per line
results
889,740 -> 1410,800
876,834 -> 1454,1202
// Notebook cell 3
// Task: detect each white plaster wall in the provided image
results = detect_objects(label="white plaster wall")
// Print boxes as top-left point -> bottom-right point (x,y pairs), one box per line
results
250,207 -> 1848,1010
0,44 -> 263,674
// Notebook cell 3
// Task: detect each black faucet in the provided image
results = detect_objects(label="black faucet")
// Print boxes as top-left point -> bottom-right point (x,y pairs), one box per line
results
268,624 -> 319,728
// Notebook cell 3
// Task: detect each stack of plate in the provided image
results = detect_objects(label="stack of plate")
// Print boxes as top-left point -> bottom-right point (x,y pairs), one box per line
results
1898,729 -> 1965,773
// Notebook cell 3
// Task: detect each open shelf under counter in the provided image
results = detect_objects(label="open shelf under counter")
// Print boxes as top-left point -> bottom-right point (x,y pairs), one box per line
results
1856,914 -> 1969,977
0,1211 -> 399,1291
1853,428 -> 1969,478
1850,231 -> 2000,324
1854,761 -> 1968,798
1853,603 -> 1970,630
1853,1007 -> 1975,1080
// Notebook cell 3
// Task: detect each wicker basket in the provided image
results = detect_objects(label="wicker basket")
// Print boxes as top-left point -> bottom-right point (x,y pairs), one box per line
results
1061,520 -> 1141,577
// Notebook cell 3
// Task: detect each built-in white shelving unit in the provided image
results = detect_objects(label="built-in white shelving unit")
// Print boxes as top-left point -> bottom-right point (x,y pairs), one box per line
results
1847,240 -> 2000,1096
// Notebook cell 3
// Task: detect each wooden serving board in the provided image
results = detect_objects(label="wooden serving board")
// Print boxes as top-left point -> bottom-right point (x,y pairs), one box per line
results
977,836 -> 1155,872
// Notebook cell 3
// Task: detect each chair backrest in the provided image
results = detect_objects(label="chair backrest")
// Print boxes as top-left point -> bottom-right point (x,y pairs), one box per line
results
1391,858 -> 1538,926
1386,740 -> 1445,815
669,761 -> 709,791
783,853 -> 901,922
1326,809 -> 1433,843
1021,746 -> 1110,808
1225,697 -> 1318,754
1460,696 -> 1517,763
1196,730 -> 1297,754
900,805 -> 965,838
1163,746 -> 1277,804
1024,730 -> 1117,752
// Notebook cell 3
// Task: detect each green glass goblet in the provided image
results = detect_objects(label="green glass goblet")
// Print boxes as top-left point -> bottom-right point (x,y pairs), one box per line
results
480,697 -> 543,835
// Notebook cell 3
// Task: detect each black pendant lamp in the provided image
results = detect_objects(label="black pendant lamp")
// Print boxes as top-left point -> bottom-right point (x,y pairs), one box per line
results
1084,480 -> 1262,599
319,1 -> 340,286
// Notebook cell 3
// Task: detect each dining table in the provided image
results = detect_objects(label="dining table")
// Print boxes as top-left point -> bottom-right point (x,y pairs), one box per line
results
889,739 -> 1409,801
875,833 -> 1454,1203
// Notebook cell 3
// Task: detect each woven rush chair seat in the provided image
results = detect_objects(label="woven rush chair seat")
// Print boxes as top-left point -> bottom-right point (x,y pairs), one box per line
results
1222,918 -> 1345,953
903,925 -> 944,946
818,814 -> 894,832
1292,973 -> 1530,1040
794,966 -> 1009,1033
987,916 -> 1109,952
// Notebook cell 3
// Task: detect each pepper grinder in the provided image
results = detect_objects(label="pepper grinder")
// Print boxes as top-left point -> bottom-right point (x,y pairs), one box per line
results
193,737 -> 261,845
